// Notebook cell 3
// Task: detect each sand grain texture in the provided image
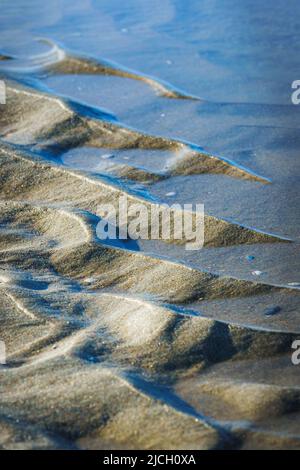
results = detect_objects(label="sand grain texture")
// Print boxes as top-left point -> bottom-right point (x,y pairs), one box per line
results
0,31 -> 299,450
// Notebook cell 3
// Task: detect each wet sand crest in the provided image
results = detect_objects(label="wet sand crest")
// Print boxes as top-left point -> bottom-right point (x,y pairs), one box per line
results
0,37 -> 299,450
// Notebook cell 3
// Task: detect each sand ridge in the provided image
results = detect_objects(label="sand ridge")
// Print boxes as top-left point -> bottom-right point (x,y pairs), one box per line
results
0,38 -> 299,450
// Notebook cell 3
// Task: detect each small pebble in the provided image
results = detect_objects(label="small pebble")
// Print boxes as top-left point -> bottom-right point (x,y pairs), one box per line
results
246,255 -> 255,261
264,306 -> 281,316
87,356 -> 97,363
252,270 -> 263,276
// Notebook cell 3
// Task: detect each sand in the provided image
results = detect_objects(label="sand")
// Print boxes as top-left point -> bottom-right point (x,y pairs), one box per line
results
0,0 -> 300,450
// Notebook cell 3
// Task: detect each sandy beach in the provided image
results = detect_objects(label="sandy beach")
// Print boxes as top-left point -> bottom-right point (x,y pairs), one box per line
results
0,0 -> 300,450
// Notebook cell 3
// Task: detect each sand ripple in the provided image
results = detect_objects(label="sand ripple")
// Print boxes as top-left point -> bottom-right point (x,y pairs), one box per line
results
0,44 -> 299,449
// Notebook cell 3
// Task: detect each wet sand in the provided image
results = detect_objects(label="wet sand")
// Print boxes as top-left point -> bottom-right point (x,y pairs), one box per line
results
0,0 -> 300,450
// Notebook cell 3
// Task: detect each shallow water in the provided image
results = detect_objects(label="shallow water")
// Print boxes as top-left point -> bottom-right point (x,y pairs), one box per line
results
0,0 -> 300,450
